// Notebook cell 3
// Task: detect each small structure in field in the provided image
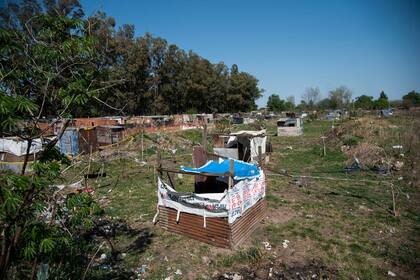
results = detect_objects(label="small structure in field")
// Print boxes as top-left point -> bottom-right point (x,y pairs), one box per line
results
380,108 -> 394,117
277,117 -> 303,136
96,125 -> 125,146
155,158 -> 266,248
0,137 -> 45,173
59,127 -> 99,156
212,130 -> 269,163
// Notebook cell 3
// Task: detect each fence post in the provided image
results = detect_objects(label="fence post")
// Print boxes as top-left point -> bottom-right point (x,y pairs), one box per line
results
228,159 -> 234,189
202,122 -> 207,152
258,145 -> 263,169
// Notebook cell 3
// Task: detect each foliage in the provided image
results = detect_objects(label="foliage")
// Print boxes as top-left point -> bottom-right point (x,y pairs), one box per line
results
0,2 -> 104,278
354,95 -> 374,109
302,87 -> 321,109
374,97 -> 389,109
328,86 -> 352,109
402,90 -> 420,108
1,1 -> 262,116
267,94 -> 285,112
317,98 -> 332,110
374,91 -> 389,109
284,96 -> 295,111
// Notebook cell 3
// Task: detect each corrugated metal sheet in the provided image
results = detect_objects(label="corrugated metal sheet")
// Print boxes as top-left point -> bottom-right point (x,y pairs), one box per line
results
158,198 -> 267,248
59,128 -> 79,155
78,127 -> 98,154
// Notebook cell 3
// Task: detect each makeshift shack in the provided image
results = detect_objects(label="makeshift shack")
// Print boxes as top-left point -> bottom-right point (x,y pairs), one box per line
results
155,159 -> 266,248
59,127 -> 98,156
212,130 -> 268,163
96,125 -> 125,146
380,108 -> 394,117
277,118 -> 303,136
0,137 -> 44,173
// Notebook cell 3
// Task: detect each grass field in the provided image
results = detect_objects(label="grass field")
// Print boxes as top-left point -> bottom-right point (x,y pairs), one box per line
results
63,115 -> 419,280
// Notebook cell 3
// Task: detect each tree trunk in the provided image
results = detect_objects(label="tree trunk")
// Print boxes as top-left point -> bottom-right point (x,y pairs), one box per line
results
21,138 -> 33,175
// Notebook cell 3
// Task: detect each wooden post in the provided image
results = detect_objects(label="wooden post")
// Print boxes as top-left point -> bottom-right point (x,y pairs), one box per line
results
202,122 -> 207,152
157,149 -> 162,174
321,136 -> 327,157
228,159 -> 234,189
258,146 -> 263,169
141,128 -> 144,162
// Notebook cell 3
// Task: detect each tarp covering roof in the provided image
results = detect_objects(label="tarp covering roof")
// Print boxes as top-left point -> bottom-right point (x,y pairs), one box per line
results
229,129 -> 266,137
0,137 -> 44,156
180,159 -> 260,180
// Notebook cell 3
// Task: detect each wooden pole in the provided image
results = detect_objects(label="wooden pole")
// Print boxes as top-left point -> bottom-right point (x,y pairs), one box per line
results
228,159 -> 234,189
141,128 -> 144,162
202,122 -> 207,152
258,146 -> 263,169
157,148 -> 162,177
321,136 -> 327,157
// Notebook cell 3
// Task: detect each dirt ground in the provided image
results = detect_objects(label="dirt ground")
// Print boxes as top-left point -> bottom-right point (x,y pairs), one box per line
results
63,113 -> 420,280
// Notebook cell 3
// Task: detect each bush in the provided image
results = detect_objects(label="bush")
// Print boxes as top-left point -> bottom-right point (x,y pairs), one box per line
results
343,135 -> 360,146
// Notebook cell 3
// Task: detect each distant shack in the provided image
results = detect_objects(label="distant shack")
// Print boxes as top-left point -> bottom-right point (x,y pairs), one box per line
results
96,125 -> 125,146
277,117 -> 303,136
212,130 -> 269,163
59,127 -> 99,156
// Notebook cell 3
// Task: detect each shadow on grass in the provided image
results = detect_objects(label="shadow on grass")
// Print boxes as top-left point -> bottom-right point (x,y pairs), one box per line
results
86,218 -> 154,280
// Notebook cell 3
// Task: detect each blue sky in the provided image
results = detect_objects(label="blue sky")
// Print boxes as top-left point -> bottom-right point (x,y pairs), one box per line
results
81,0 -> 420,107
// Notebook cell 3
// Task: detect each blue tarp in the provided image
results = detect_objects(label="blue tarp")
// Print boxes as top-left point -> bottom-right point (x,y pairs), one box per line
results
59,129 -> 79,156
180,159 -> 260,180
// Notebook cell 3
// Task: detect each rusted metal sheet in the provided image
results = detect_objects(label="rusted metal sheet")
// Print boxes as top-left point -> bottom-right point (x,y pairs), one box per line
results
159,206 -> 230,248
158,198 -> 267,248
78,127 -> 98,154
96,125 -> 125,146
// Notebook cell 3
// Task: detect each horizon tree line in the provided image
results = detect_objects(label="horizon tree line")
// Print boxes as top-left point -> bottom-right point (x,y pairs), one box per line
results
267,86 -> 419,112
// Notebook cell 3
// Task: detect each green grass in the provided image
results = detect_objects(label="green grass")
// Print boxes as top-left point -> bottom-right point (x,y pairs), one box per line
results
61,116 -> 420,279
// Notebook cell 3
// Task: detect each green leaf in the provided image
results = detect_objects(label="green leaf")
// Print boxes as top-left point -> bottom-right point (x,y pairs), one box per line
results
23,242 -> 36,259
39,238 -> 55,254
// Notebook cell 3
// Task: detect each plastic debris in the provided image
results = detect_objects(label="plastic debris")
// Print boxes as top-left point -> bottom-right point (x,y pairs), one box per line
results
392,161 -> 404,171
138,264 -> 147,274
262,241 -> 272,251
392,145 -> 403,149
269,268 -> 273,278
232,273 -> 243,280
282,240 -> 290,248
344,157 -> 362,172
388,271 -> 396,277
100,253 -> 107,260
175,269 -> 182,275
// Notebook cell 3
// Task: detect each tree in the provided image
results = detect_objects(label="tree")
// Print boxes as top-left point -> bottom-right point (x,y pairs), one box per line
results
317,98 -> 331,110
402,90 -> 420,108
374,91 -> 389,109
354,95 -> 374,109
328,86 -> 352,109
267,94 -> 285,112
0,4 -> 107,277
379,91 -> 388,100
302,87 -> 320,109
285,96 -> 295,111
